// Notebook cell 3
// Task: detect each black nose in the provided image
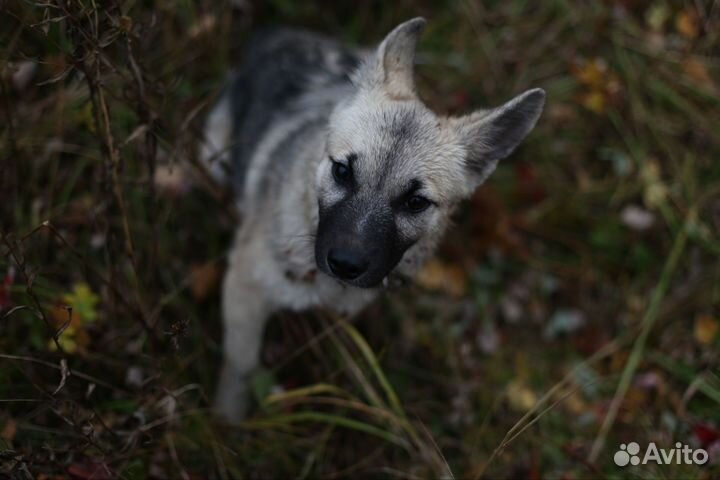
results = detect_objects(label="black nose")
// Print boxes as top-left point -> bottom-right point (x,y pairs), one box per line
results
327,249 -> 369,280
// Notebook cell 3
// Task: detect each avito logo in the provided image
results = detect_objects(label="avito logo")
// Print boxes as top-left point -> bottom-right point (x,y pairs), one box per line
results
614,442 -> 708,467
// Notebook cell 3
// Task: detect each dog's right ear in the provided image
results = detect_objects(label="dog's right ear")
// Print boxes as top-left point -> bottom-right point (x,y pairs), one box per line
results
352,17 -> 426,99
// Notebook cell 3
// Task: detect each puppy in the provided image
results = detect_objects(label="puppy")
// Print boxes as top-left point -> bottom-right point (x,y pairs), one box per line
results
201,17 -> 545,421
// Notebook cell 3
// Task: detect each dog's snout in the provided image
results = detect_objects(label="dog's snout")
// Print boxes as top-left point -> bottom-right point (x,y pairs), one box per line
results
327,248 -> 369,280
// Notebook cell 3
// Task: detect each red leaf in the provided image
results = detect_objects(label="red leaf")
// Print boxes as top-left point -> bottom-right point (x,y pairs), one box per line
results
515,163 -> 546,204
693,423 -> 719,448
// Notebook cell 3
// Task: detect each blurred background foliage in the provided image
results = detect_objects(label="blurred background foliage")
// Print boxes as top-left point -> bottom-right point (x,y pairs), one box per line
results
1,0 -> 719,478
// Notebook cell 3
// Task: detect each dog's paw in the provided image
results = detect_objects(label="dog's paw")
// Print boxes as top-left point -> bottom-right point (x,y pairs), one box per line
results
213,392 -> 249,424
214,364 -> 251,423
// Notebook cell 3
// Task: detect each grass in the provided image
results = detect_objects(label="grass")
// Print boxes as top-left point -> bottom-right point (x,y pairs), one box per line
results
2,0 -> 720,478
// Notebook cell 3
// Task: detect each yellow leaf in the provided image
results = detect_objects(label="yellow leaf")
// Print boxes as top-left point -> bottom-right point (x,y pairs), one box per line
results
49,329 -> 78,353
676,9 -> 699,39
62,282 -> 99,323
694,315 -> 719,345
641,159 -> 668,209
574,58 -> 608,89
581,90 -> 606,114
47,283 -> 98,353
571,57 -> 621,114
562,390 -> 587,415
681,58 -> 715,91
76,102 -> 96,134
415,260 -> 467,297
507,380 -> 537,412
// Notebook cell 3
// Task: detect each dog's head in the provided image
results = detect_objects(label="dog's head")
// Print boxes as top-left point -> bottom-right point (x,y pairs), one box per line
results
315,17 -> 545,288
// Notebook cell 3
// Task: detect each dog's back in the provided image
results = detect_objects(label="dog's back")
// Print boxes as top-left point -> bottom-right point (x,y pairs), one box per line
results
201,29 -> 362,201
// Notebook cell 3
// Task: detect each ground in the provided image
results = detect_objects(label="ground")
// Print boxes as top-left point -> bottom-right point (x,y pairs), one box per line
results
1,1 -> 719,478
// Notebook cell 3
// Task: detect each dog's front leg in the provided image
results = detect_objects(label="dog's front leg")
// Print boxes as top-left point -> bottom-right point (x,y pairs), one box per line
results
214,264 -> 271,423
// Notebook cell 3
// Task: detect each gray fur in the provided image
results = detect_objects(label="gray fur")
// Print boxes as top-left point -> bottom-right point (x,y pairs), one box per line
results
201,18 -> 545,422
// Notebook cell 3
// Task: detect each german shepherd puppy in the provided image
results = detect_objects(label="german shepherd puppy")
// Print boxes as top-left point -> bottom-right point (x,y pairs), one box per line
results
201,18 -> 545,421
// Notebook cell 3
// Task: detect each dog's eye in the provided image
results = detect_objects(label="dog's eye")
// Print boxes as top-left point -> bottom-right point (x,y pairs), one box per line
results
331,160 -> 352,184
404,195 -> 431,213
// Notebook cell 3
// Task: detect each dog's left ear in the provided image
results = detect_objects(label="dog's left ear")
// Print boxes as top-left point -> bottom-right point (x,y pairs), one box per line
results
353,17 -> 426,98
448,88 -> 546,191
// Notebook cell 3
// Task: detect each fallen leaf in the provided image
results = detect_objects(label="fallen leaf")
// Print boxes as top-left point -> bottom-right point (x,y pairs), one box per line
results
467,187 -> 525,256
621,204 -> 655,231
90,232 -> 106,249
694,314 -> 719,345
118,15 -> 133,33
515,163 -> 546,204
154,164 -> 191,196
555,388 -> 587,416
574,58 -> 609,89
580,91 -> 606,114
48,303 -> 80,353
62,282 -> 99,324
507,380 -> 537,412
645,3 -> 670,31
693,423 -> 719,448
125,366 -> 144,389
415,260 -> 467,297
1,418 -> 17,441
156,394 -> 178,419
681,58 -> 715,91
675,8 -> 699,39
189,261 -> 222,301
49,303 -> 76,328
49,318 -> 90,353
571,57 -> 622,114
189,14 -> 217,39
10,60 -> 37,92
641,159 -> 668,209
48,283 -> 99,353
